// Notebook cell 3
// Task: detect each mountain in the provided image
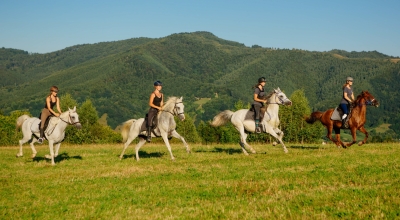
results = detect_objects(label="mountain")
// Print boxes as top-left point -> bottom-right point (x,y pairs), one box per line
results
1,31 -> 399,130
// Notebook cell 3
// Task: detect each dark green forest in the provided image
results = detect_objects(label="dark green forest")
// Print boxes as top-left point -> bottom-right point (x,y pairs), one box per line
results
1,31 -> 400,137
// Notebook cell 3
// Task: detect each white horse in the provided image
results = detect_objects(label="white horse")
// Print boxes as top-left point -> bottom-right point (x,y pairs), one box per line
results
16,106 -> 82,165
210,88 -> 292,154
119,96 -> 190,161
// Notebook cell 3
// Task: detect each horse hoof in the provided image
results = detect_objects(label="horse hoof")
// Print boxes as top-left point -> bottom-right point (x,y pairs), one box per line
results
358,141 -> 363,146
16,154 -> 23,158
45,155 -> 52,159
31,154 -> 36,158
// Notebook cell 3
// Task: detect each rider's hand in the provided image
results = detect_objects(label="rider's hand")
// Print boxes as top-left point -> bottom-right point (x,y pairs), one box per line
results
55,113 -> 60,117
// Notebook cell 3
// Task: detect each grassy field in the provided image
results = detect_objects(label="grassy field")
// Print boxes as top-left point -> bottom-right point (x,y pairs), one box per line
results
1,142 -> 399,219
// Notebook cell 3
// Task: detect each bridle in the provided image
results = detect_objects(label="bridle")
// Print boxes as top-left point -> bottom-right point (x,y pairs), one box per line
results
268,91 -> 290,105
59,111 -> 81,125
162,101 -> 185,116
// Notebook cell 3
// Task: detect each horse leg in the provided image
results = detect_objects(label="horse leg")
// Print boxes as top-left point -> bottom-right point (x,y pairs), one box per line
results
161,132 -> 175,160
29,140 -> 38,158
266,126 -> 288,153
45,140 -> 56,165
235,125 -> 252,155
54,143 -> 61,157
134,139 -> 147,161
119,133 -> 137,160
170,130 -> 190,153
273,127 -> 288,153
358,126 -> 369,146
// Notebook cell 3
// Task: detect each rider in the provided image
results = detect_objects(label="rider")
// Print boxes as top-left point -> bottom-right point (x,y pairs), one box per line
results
38,86 -> 62,144
146,80 -> 164,142
252,77 -> 267,133
340,76 -> 354,121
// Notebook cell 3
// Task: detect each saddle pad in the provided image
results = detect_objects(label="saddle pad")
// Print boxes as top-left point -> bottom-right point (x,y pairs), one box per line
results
331,107 -> 342,121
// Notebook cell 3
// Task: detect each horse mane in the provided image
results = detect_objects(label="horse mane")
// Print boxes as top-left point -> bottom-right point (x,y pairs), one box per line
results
352,91 -> 369,107
163,96 -> 179,112
260,90 -> 275,110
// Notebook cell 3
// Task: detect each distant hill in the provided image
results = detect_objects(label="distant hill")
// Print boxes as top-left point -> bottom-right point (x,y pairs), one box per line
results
1,31 -> 399,132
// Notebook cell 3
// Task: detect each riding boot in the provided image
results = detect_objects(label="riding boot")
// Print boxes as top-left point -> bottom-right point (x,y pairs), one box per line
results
255,120 -> 261,133
38,128 -> 44,144
146,127 -> 152,142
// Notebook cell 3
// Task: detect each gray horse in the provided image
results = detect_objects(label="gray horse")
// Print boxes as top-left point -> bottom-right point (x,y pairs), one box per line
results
119,96 -> 190,161
210,88 -> 292,154
16,106 -> 82,165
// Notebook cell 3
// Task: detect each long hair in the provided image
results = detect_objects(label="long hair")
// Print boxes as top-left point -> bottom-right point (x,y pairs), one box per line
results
47,86 -> 59,97
342,80 -> 352,89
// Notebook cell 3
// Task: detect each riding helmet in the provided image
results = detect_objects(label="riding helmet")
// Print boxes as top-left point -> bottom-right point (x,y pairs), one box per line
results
154,80 -> 162,86
346,77 -> 353,82
258,77 -> 266,83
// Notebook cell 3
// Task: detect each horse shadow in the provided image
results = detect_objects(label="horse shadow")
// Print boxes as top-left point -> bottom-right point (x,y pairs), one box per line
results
119,151 -> 165,159
32,152 -> 82,163
195,147 -> 243,155
289,145 -> 323,150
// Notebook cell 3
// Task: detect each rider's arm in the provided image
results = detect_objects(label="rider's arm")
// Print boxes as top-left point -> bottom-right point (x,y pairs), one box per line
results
46,97 -> 60,117
253,93 -> 266,103
343,91 -> 353,103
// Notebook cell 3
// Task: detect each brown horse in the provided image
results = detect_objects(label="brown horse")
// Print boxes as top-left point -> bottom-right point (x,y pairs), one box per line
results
306,91 -> 379,148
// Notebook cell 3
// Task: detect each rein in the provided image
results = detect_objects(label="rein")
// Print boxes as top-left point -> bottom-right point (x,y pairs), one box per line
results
59,112 -> 80,125
162,102 -> 184,116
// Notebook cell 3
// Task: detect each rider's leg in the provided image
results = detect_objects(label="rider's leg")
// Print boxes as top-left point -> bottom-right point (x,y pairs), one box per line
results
340,104 -> 349,120
38,109 -> 50,144
253,104 -> 261,133
146,109 -> 157,142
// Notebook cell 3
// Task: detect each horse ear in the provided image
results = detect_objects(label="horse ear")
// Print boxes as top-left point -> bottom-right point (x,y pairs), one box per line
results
180,96 -> 183,101
68,107 -> 71,111
72,106 -> 76,112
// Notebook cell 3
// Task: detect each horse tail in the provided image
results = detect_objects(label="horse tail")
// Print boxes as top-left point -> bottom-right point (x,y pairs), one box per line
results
16,115 -> 30,131
121,119 -> 136,143
305,111 -> 323,124
210,110 -> 234,127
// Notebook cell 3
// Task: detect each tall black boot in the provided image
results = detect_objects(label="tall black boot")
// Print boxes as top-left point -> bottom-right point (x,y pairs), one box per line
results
146,127 -> 152,142
38,128 -> 44,144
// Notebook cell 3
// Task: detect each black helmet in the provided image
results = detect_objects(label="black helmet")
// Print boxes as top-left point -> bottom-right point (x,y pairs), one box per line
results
258,77 -> 266,83
154,80 -> 162,86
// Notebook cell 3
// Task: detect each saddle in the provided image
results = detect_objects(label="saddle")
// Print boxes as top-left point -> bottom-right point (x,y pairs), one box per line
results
34,116 -> 58,139
249,105 -> 267,122
331,105 -> 352,128
140,113 -> 159,133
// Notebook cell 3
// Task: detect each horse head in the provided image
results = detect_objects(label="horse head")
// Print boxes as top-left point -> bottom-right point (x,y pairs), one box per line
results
174,97 -> 185,121
273,88 -> 292,106
65,106 -> 82,129
356,91 -> 379,107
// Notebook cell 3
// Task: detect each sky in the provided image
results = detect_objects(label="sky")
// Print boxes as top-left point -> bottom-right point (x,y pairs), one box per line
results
1,0 -> 399,57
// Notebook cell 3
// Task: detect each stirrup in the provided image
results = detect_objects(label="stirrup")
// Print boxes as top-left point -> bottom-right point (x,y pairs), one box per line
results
255,127 -> 262,133
38,138 -> 43,144
146,135 -> 151,142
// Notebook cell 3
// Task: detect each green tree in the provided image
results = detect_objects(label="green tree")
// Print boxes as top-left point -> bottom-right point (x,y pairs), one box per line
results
280,89 -> 324,143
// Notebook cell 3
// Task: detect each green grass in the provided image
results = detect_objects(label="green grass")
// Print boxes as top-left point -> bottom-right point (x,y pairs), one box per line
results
374,123 -> 391,133
1,142 -> 400,219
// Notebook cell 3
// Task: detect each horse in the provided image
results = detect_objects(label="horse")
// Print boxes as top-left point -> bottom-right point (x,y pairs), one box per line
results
210,88 -> 292,154
15,106 -> 82,165
305,91 -> 379,148
119,96 -> 190,161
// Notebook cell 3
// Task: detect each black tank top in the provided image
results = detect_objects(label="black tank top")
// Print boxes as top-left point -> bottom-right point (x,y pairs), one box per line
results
44,97 -> 57,109
152,93 -> 163,107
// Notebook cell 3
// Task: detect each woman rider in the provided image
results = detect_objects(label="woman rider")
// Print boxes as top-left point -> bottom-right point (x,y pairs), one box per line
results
252,77 -> 267,133
38,86 -> 62,144
340,76 -> 354,121
146,80 -> 164,142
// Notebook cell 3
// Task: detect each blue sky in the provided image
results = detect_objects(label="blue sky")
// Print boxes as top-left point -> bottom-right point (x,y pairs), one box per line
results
1,0 -> 399,57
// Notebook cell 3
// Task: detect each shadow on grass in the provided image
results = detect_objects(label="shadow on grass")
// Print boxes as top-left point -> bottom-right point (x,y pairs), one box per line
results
289,145 -> 324,150
120,151 -> 165,159
32,152 -> 82,163
195,147 -> 243,155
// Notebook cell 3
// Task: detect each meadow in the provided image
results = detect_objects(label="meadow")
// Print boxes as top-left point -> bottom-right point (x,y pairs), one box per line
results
1,142 -> 399,219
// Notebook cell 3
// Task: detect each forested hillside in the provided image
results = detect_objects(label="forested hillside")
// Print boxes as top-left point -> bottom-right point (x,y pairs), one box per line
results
1,31 -> 399,133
